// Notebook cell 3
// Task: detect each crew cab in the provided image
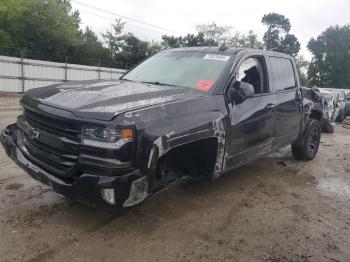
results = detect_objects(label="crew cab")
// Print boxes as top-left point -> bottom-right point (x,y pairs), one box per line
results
1,47 -> 321,207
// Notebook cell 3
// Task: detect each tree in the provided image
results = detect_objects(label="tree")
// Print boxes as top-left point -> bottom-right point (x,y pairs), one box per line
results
0,0 -> 25,55
196,22 -> 263,48
196,22 -> 232,43
104,19 -> 162,67
161,32 -> 217,48
103,18 -> 126,57
307,25 -> 350,89
72,26 -> 111,65
0,0 -> 116,65
162,22 -> 262,49
295,55 -> 310,87
261,13 -> 300,57
228,30 -> 263,49
0,0 -> 83,60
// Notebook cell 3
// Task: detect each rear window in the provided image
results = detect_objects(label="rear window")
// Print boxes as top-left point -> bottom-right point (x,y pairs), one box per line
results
270,57 -> 296,91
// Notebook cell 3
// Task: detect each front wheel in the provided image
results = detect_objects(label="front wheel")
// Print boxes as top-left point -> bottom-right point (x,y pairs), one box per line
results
292,119 -> 321,161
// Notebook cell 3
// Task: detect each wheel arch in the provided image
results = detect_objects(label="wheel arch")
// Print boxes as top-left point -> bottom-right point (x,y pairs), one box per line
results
309,109 -> 323,121
156,136 -> 220,179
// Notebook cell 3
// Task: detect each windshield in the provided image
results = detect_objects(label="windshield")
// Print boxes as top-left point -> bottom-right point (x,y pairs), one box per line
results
121,51 -> 231,91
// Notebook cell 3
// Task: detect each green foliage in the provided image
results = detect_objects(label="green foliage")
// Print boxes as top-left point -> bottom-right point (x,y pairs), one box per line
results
262,13 -> 291,33
307,25 -> 350,89
196,22 -> 232,43
0,0 -> 82,58
298,72 -> 310,87
0,0 -> 109,65
103,19 -> 162,67
103,18 -> 126,57
72,27 -> 111,65
261,13 -> 300,57
162,22 -> 262,49
228,30 -> 263,49
0,0 -> 24,55
295,55 -> 310,87
161,32 -> 217,48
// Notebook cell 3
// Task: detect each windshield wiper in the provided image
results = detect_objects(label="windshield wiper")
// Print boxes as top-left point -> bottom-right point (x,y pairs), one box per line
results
140,81 -> 179,87
120,78 -> 133,82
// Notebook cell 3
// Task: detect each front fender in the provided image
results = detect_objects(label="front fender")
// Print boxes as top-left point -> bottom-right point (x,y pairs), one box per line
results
115,95 -> 228,177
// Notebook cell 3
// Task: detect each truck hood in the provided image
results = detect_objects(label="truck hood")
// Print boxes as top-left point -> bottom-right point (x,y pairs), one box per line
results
23,80 -> 205,121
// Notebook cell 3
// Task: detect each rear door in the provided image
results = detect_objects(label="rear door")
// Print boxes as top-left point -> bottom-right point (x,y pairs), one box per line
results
268,56 -> 302,149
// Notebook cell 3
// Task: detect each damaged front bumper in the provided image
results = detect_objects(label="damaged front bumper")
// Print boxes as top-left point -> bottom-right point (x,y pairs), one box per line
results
0,124 -> 149,207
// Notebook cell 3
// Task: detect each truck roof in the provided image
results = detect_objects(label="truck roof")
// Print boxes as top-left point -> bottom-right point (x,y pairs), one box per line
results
163,46 -> 293,59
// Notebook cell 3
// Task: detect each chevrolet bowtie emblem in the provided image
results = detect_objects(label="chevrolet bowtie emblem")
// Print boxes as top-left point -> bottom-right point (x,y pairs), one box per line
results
28,128 -> 40,140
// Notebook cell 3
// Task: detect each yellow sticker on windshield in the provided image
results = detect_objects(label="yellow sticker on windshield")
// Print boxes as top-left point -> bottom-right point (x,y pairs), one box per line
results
203,54 -> 230,61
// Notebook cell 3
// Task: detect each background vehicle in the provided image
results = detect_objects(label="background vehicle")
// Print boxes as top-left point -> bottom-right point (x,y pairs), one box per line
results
1,47 -> 322,207
346,92 -> 350,116
319,89 -> 341,125
302,87 -> 334,133
338,89 -> 350,116
320,88 -> 347,122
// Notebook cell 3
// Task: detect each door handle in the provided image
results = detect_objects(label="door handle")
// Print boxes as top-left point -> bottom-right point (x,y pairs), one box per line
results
265,104 -> 275,111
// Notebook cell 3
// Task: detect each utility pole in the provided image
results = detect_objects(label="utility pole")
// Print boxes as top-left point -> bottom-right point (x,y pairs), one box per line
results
20,49 -> 25,93
65,56 -> 68,81
98,60 -> 101,80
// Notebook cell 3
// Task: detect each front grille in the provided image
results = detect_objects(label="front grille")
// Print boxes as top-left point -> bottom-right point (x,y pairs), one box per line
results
21,109 -> 81,180
24,109 -> 81,139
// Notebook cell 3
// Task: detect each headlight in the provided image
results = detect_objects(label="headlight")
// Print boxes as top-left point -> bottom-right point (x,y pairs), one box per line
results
82,126 -> 134,149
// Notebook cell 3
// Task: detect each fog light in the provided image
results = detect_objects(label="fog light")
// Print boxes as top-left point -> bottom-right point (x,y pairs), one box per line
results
101,188 -> 116,205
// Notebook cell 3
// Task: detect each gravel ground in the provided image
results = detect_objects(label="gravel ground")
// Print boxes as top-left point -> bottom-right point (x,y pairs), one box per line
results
0,97 -> 350,262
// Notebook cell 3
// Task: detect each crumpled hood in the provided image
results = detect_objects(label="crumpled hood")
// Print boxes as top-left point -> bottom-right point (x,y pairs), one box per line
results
23,80 -> 205,121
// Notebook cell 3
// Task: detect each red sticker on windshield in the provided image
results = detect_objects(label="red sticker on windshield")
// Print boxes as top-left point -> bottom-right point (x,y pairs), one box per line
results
195,80 -> 214,91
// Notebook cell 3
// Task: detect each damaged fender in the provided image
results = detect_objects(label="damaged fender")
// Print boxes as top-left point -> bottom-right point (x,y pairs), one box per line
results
116,94 -> 229,191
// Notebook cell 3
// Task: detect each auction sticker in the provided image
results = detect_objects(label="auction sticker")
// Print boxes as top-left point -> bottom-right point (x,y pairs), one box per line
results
195,80 -> 214,91
203,54 -> 230,61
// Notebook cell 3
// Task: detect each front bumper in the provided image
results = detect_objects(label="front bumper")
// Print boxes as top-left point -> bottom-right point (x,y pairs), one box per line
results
0,125 -> 149,207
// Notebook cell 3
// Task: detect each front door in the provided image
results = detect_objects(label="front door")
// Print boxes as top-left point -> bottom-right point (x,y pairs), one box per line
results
224,56 -> 276,170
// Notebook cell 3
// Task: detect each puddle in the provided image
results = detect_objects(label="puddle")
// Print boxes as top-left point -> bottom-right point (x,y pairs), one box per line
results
5,183 -> 24,191
317,176 -> 350,200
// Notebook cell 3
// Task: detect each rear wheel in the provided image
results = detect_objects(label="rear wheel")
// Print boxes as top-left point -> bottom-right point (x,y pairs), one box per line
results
322,120 -> 334,133
292,119 -> 321,160
336,110 -> 345,122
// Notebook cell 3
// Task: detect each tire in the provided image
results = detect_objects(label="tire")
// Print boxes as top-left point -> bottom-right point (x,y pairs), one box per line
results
336,109 -> 345,122
322,120 -> 334,133
292,119 -> 321,161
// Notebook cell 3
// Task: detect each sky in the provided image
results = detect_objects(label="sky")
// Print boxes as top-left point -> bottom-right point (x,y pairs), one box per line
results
71,0 -> 350,59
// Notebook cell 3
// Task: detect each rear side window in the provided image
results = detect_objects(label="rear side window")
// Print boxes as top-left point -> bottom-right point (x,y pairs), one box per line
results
270,57 -> 296,91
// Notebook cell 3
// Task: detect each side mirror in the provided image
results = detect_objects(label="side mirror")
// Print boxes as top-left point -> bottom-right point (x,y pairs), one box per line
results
228,81 -> 255,104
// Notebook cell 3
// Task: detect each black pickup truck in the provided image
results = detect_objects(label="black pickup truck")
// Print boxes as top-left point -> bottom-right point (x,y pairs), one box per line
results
1,47 -> 321,207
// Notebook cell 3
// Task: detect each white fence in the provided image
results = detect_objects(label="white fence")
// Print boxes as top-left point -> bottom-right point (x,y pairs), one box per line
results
0,55 -> 126,93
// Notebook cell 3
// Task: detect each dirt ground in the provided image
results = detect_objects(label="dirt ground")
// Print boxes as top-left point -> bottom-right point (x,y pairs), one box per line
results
0,96 -> 350,262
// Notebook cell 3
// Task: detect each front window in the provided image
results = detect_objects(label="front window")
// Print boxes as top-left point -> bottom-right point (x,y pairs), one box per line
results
236,57 -> 267,94
121,51 -> 231,92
